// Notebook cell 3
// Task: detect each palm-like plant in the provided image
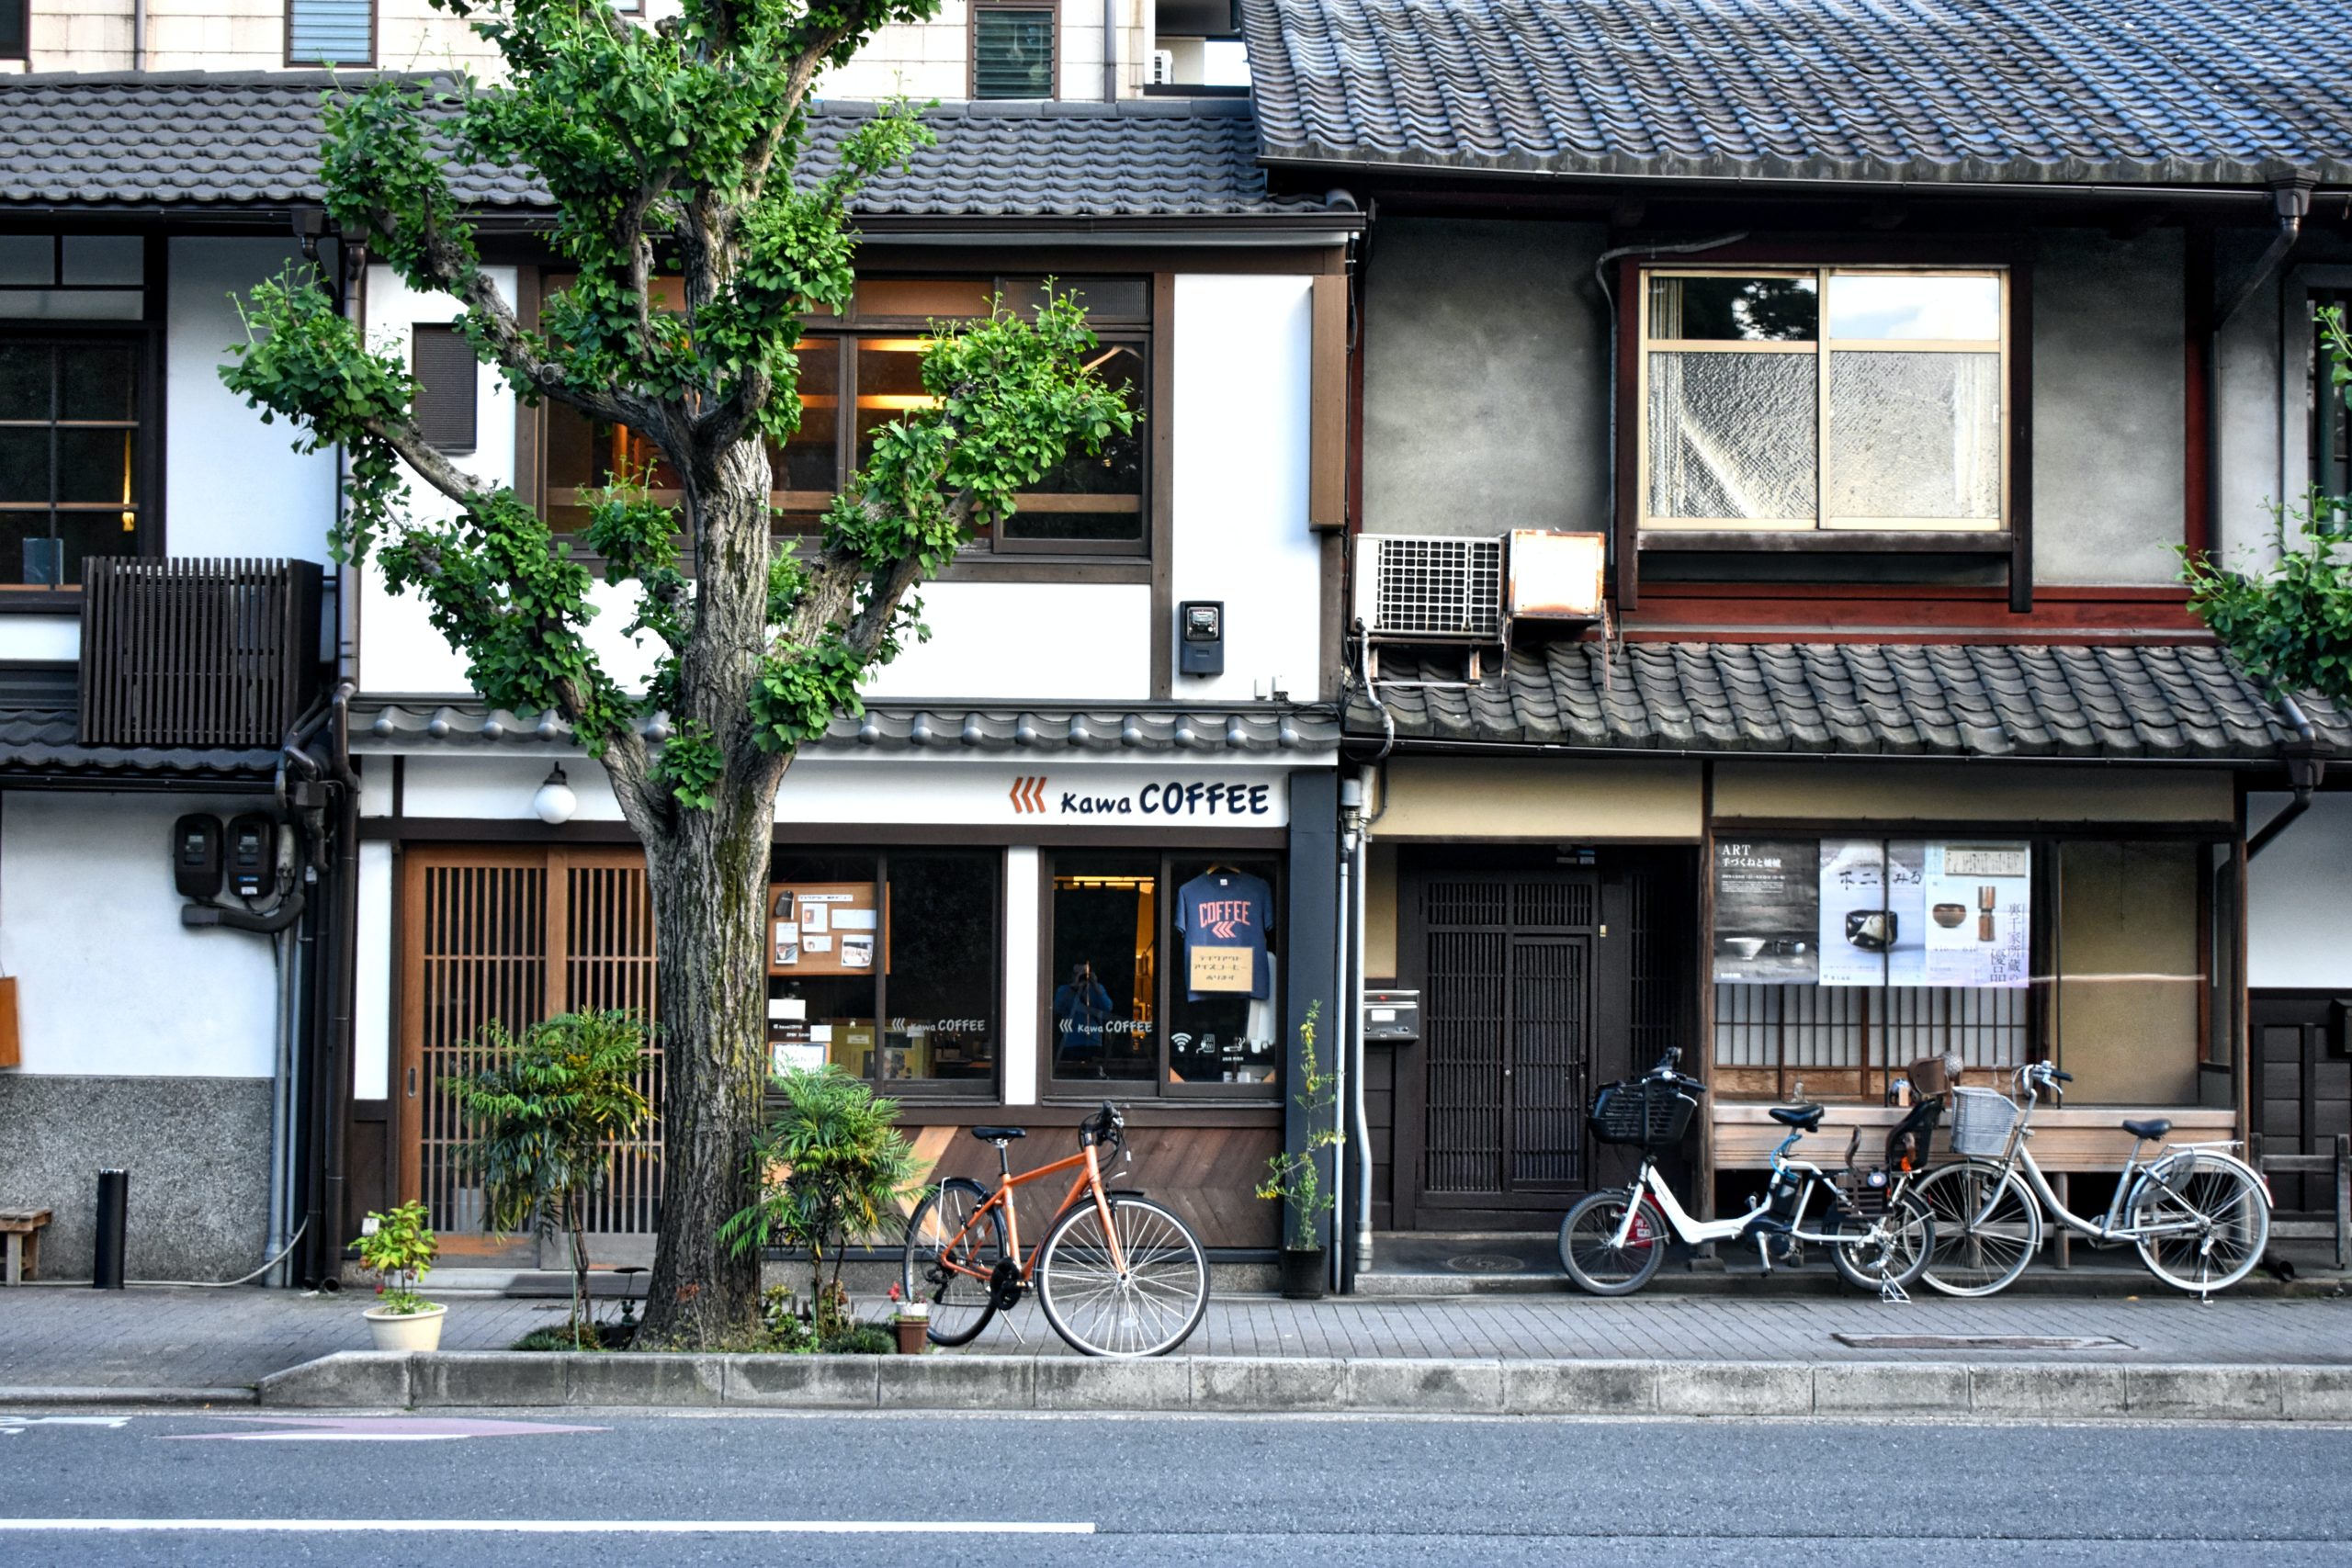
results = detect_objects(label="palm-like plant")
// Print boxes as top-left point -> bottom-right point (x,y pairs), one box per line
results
720,1066 -> 923,1337
456,1010 -> 651,1344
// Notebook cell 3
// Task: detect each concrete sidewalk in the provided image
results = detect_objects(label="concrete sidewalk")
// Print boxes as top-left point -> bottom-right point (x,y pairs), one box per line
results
4,1283 -> 2349,1400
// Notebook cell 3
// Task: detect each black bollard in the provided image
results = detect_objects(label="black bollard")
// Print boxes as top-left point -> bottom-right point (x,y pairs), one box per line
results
93,1169 -> 127,1290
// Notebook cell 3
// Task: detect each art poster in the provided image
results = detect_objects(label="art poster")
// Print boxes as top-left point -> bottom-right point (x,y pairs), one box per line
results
1713,839 -> 1819,984
1815,840 -> 1930,987
1922,840 -> 2032,988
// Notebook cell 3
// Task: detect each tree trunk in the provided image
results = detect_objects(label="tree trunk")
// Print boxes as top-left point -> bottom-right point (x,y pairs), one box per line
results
634,434 -> 790,1348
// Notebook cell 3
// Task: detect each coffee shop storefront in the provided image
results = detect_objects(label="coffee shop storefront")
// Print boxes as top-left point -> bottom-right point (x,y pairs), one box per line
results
345,700 -> 1340,1267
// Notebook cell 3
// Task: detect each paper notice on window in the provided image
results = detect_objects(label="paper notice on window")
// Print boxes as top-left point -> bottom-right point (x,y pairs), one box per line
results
1922,840 -> 2030,988
833,908 -> 878,931
767,995 -> 807,1021
803,934 -> 832,953
840,933 -> 874,969
772,1043 -> 825,1076
800,905 -> 829,935
1188,944 -> 1254,995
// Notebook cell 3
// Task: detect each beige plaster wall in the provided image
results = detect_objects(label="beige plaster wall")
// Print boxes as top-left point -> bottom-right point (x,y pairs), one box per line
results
1374,757 -> 1704,842
1712,762 -> 2235,826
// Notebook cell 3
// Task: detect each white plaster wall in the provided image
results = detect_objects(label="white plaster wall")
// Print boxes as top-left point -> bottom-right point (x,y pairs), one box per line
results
0,793 -> 279,1078
0,618 -> 77,662
398,755 -> 625,821
2249,792 -> 2352,987
859,581 -> 1152,701
354,840 -> 394,1100
2216,234 -> 2290,569
169,239 -> 340,565
1001,846 -> 1040,1105
1170,273 -> 1321,703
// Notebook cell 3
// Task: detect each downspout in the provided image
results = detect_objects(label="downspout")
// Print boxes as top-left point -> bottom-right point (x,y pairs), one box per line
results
132,0 -> 145,70
1102,0 -> 1118,102
2203,178 -> 2313,571
1331,792 -> 1351,1293
314,680 -> 362,1287
2246,694 -> 2327,861
1347,763 -> 1384,1276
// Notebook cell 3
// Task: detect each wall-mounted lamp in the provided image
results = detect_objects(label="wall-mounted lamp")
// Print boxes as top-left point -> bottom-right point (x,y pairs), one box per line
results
533,764 -> 577,826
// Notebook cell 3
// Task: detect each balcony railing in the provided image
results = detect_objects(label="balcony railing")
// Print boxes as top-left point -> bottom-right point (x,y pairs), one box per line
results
78,558 -> 323,750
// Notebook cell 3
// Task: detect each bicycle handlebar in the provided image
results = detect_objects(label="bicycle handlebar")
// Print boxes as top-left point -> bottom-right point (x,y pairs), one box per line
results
1080,1100 -> 1126,1149
1645,1049 -> 1706,1095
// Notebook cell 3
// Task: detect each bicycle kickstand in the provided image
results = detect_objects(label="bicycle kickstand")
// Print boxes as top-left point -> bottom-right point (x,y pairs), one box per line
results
1878,1273 -> 1911,1305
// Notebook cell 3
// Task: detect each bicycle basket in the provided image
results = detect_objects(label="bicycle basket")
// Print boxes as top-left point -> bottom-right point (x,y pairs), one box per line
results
1589,1080 -> 1696,1147
1947,1087 -> 2020,1157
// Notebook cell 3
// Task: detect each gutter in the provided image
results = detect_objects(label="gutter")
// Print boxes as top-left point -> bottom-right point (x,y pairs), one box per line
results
1340,732 -> 2296,771
2246,694 -> 2329,861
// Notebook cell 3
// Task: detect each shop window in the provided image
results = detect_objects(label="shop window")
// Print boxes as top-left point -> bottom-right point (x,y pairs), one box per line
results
1047,851 -> 1283,1098
1641,267 -> 2007,536
766,849 -> 1001,1097
0,339 -> 144,589
541,275 -> 1149,554
973,4 -> 1056,99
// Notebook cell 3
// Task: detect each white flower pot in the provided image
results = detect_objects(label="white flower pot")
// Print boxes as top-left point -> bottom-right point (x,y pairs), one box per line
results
363,1303 -> 447,1352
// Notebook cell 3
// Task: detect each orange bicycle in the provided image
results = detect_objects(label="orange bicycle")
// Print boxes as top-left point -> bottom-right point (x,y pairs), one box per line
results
900,1100 -> 1209,1358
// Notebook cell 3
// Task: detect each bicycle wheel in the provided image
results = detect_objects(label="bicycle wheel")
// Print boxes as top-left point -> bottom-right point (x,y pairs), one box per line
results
902,1178 -> 1006,1348
1035,1194 -> 1208,1358
1557,1189 -> 1668,1296
1827,1191 -> 1935,1292
2128,1150 -> 2271,1295
1914,1161 -> 2042,1298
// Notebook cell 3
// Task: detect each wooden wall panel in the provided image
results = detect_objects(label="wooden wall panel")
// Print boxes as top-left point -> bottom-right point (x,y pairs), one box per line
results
907,1122 -> 1281,1250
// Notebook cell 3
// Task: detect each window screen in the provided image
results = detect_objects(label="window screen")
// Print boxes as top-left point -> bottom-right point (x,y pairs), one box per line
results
411,325 -> 479,456
974,7 -> 1054,99
288,0 -> 373,66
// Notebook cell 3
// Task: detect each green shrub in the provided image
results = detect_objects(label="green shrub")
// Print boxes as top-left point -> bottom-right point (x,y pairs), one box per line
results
356,1200 -> 438,1316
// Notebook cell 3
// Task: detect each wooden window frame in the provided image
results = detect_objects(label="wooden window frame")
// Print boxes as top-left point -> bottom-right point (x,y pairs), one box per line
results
0,321 -> 162,606
285,0 -> 378,67
533,268 -> 1157,561
769,845 -> 1006,1103
1036,849 -> 1286,1104
1615,243 -> 2035,615
969,0 -> 1060,102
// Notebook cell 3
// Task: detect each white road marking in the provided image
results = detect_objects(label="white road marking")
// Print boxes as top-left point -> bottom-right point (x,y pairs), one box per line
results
0,1519 -> 1095,1535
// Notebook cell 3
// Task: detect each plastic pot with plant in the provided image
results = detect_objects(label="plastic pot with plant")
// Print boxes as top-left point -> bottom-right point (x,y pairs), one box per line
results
357,1200 -> 445,1351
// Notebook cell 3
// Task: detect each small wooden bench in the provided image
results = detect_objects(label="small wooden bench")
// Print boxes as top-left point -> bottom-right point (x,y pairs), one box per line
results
0,1209 -> 51,1285
2254,1134 -> 2351,1270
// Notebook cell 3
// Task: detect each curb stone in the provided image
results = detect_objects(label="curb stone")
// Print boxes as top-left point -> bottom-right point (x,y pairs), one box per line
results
0,1387 -> 258,1409
241,1352 -> 2352,1421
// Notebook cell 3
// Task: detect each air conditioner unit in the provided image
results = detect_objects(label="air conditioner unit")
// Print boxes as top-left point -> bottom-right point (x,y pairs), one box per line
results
1353,535 -> 1505,643
1151,49 -> 1175,85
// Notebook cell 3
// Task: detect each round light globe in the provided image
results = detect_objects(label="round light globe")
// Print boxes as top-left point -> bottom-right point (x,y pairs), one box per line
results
532,765 -> 576,826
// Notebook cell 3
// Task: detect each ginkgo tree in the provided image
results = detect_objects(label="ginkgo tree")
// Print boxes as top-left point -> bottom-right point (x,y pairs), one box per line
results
223,0 -> 1134,1346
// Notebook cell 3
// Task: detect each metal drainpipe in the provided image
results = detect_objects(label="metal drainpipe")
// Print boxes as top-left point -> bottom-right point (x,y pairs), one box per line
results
1102,0 -> 1118,102
1349,762 -> 1385,1275
132,0 -> 145,70
2246,694 -> 2328,861
2204,178 -> 2313,570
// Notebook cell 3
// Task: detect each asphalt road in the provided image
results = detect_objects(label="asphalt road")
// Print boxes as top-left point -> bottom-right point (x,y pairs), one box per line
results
0,1407 -> 2345,1566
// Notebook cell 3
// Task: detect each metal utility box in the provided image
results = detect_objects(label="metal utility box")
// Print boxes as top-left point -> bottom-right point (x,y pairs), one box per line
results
1363,989 -> 1420,1043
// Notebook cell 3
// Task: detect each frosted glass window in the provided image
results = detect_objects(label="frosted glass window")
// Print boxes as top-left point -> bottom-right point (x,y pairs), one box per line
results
1646,351 -> 1816,522
1826,352 -> 2002,522
1828,275 -> 2001,341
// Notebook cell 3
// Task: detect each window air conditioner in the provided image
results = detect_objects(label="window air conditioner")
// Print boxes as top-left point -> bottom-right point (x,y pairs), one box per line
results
1151,49 -> 1175,85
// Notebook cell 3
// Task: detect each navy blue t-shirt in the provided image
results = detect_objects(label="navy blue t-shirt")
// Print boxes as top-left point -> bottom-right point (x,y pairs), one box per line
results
1175,871 -> 1274,1001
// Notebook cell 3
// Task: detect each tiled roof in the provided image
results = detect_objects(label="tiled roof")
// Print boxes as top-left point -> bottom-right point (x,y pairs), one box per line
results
1350,642 -> 2348,761
1241,0 -> 2352,187
355,700 -> 1341,757
0,73 -> 1335,220
0,670 -> 279,782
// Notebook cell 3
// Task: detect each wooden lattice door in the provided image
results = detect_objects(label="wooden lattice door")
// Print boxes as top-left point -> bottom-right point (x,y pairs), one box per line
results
1417,873 -> 1598,1210
399,846 -> 664,1259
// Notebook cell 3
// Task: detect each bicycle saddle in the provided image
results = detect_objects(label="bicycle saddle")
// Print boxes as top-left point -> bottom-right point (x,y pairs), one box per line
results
1768,1103 -> 1825,1132
2121,1118 -> 2172,1143
971,1126 -> 1027,1143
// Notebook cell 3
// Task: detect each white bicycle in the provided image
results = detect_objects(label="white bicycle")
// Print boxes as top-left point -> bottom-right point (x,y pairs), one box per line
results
1557,1051 -> 1935,1298
1913,1061 -> 2272,1299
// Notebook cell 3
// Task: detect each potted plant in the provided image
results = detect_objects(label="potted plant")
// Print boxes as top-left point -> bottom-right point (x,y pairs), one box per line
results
888,1282 -> 929,1354
357,1200 -> 445,1351
1256,1001 -> 1340,1300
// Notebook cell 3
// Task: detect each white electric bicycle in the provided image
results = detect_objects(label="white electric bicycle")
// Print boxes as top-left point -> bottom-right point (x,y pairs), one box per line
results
1557,1051 -> 1936,1299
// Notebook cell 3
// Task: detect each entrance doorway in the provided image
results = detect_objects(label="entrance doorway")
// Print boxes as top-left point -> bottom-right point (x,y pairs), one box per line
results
1404,869 -> 1599,1220
2253,992 -> 2351,1220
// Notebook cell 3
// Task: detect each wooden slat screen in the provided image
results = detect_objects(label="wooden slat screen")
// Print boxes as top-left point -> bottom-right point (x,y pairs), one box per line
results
402,847 -> 663,1238
1424,894 -> 1506,1194
1509,938 -> 1588,1189
78,557 -> 322,748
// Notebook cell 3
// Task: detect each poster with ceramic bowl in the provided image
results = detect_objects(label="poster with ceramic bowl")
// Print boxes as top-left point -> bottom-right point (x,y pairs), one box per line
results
1713,838 -> 1819,984
1922,841 -> 2031,987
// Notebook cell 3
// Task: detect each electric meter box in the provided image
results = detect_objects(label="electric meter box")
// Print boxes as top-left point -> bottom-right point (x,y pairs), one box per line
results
1363,989 -> 1420,1044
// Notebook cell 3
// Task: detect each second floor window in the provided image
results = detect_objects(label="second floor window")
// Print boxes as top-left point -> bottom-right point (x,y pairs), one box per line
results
287,0 -> 373,67
1,0 -> 28,62
0,341 -> 143,589
973,3 -> 1056,99
542,274 -> 1150,556
1640,267 -> 2008,535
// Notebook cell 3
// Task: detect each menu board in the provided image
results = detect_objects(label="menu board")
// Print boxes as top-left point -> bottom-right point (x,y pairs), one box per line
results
767,881 -> 883,978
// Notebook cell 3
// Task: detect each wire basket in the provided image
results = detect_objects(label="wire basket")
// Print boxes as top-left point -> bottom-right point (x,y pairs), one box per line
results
1948,1087 -> 2021,1158
1589,1080 -> 1697,1147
